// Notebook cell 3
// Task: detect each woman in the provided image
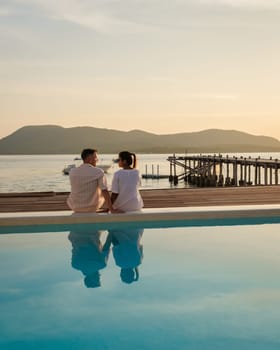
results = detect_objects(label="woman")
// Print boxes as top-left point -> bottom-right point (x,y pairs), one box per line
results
111,151 -> 143,212
103,227 -> 144,284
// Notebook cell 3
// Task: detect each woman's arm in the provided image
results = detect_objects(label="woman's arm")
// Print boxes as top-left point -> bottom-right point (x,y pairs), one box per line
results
111,192 -> 118,204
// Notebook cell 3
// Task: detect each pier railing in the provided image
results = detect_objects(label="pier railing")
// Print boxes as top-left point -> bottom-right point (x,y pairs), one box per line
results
167,154 -> 280,187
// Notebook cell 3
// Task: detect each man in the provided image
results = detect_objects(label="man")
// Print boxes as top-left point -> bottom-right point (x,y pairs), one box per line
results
68,229 -> 110,288
67,148 -> 114,213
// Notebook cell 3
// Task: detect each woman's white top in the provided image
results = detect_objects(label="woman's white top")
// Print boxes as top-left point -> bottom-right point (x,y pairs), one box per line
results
111,169 -> 143,212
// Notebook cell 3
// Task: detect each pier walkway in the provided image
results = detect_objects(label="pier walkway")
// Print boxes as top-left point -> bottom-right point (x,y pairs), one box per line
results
1,187 -> 280,212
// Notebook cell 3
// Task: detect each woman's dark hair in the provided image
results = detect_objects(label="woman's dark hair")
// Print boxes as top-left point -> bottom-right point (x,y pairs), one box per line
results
118,151 -> 137,168
120,268 -> 139,284
81,148 -> 97,161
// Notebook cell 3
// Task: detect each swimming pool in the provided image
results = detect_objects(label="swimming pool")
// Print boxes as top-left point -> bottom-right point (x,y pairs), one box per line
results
1,218 -> 280,350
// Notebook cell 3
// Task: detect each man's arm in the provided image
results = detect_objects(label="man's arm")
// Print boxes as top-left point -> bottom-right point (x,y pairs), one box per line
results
102,190 -> 123,213
101,189 -> 114,212
98,173 -> 122,213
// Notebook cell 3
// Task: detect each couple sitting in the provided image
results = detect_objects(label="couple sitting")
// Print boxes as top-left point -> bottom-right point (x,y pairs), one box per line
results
67,148 -> 143,213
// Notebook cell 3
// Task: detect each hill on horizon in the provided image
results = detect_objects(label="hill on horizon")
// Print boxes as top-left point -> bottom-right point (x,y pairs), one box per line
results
0,125 -> 280,154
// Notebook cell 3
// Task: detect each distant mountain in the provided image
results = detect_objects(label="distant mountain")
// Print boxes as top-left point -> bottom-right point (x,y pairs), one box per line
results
0,125 -> 280,154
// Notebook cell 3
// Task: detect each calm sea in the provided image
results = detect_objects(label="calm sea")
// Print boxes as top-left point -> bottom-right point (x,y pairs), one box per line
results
0,153 -> 279,193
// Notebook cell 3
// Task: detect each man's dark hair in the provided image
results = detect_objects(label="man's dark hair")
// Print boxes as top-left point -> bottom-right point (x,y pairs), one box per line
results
81,148 -> 97,161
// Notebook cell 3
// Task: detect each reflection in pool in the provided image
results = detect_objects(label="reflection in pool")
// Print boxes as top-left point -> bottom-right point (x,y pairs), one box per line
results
1,222 -> 280,349
68,227 -> 144,288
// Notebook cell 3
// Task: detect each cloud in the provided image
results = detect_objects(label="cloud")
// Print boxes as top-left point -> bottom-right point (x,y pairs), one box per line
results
187,93 -> 238,101
4,0 -> 278,37
199,0 -> 280,10
11,0 -> 161,34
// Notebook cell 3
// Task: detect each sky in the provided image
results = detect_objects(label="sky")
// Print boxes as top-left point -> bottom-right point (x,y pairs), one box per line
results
0,0 -> 280,139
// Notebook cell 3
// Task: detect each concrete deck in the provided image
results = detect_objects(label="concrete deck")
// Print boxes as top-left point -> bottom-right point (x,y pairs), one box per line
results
1,204 -> 280,228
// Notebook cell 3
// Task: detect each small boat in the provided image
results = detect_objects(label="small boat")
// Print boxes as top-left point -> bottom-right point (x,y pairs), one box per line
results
62,163 -> 112,175
62,164 -> 76,175
99,164 -> 112,173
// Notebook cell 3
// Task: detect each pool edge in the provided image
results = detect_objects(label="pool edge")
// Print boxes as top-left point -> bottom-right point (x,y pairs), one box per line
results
1,205 -> 280,227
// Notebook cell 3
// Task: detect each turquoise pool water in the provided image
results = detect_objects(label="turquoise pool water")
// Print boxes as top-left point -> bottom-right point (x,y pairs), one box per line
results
1,220 -> 280,349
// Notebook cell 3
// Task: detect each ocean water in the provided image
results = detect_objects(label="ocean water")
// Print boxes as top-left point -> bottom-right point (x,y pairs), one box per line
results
0,152 -> 279,193
0,154 -> 172,193
1,220 -> 280,349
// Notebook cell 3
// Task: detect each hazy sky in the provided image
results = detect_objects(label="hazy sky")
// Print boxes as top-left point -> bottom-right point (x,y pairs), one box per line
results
1,0 -> 280,139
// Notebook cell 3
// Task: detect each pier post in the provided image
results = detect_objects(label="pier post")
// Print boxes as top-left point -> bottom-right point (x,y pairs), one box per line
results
169,160 -> 173,182
258,166 -> 262,185
212,158 -> 216,186
192,159 -> 196,185
217,159 -> 223,186
254,162 -> 258,186
233,160 -> 238,186
173,154 -> 178,185
264,164 -> 268,186
240,163 -> 244,186
244,163 -> 248,186
225,159 -> 231,186
207,159 -> 211,186
248,165 -> 251,185
275,165 -> 278,185
270,166 -> 273,185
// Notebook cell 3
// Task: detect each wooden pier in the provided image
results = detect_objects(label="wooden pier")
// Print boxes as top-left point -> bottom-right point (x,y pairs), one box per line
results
1,187 -> 280,213
168,154 -> 280,187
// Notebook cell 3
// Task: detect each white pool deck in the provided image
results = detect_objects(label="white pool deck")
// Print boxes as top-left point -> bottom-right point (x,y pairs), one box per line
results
0,204 -> 280,227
